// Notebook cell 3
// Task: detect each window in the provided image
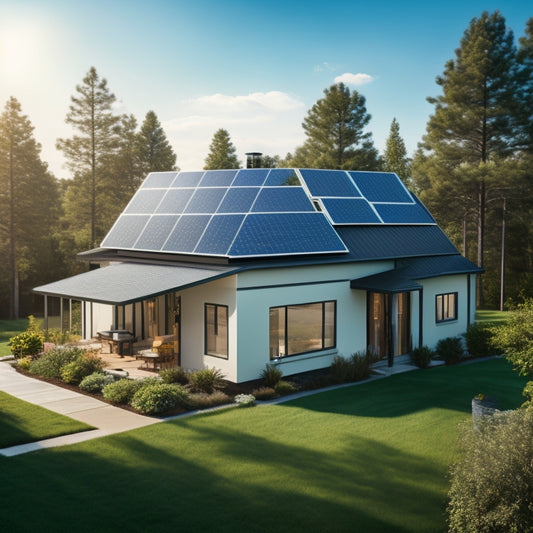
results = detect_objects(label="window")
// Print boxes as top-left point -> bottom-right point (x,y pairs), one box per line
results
269,301 -> 336,359
205,303 -> 228,358
436,292 -> 458,323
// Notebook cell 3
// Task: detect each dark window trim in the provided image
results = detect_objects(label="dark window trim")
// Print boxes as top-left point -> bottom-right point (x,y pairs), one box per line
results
270,300 -> 337,359
204,303 -> 229,359
435,292 -> 458,323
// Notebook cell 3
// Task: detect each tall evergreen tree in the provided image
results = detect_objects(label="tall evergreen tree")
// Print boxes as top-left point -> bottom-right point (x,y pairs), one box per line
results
204,129 -> 240,169
137,110 -> 178,174
383,118 -> 411,184
292,83 -> 380,170
57,67 -> 121,249
0,97 -> 60,318
412,11 -> 520,305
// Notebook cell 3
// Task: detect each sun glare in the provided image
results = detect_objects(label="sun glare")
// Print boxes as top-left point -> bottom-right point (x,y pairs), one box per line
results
0,22 -> 42,81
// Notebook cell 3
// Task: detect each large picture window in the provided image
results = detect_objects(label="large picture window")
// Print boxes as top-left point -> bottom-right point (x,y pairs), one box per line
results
205,303 -> 228,358
269,301 -> 336,359
436,292 -> 457,323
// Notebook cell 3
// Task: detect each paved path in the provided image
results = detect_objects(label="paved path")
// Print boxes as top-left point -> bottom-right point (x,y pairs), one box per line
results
0,361 -> 160,457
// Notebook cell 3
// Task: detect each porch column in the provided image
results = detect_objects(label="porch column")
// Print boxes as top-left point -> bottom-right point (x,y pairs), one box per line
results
44,295 -> 48,330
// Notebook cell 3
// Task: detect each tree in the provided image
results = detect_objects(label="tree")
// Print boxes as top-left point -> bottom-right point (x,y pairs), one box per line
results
57,67 -> 121,249
383,118 -> 411,184
137,110 -> 177,174
0,97 -> 60,318
204,129 -> 240,169
292,83 -> 381,170
412,11 -> 523,305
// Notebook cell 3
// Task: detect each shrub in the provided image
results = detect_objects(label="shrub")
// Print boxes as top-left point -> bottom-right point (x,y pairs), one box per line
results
130,383 -> 190,415
463,322 -> 497,358
234,394 -> 256,407
350,351 -> 376,380
60,351 -> 106,384
189,367 -> 226,394
9,330 -> 43,358
523,381 -> 533,407
447,408 -> 533,533
188,391 -> 231,409
43,328 -> 76,345
330,355 -> 353,383
436,337 -> 464,365
274,380 -> 298,395
29,347 -> 84,379
159,366 -> 189,385
260,363 -> 283,387
410,346 -> 434,369
16,356 -> 33,371
103,379 -> 143,404
79,372 -> 115,394
251,386 -> 276,400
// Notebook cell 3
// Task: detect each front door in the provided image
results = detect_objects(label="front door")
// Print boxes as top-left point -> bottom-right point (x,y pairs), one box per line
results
367,292 -> 411,366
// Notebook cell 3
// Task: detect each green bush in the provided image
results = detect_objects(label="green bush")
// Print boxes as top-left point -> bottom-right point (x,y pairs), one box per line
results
330,351 -> 377,383
260,363 -> 283,387
16,356 -> 33,371
102,379 -> 143,404
43,328 -> 76,345
159,366 -> 189,385
410,346 -> 434,369
463,322 -> 497,358
523,381 -> 533,407
251,386 -> 276,400
29,347 -> 84,379
447,408 -> 533,533
436,337 -> 464,365
189,367 -> 226,394
188,391 -> 231,409
330,355 -> 353,383
60,352 -> 105,384
130,383 -> 190,415
9,330 -> 43,358
79,372 -> 115,394
274,380 -> 298,395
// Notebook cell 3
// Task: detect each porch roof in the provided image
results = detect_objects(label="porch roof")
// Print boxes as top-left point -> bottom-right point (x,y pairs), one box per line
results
33,262 -> 239,305
350,270 -> 423,293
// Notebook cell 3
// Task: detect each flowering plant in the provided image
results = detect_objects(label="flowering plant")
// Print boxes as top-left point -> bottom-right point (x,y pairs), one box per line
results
234,394 -> 256,407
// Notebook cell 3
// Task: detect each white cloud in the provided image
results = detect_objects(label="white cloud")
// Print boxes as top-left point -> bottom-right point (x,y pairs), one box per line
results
313,62 -> 340,73
334,72 -> 374,86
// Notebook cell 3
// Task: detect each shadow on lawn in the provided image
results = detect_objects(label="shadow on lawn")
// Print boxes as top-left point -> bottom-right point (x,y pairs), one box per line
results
0,415 -> 446,533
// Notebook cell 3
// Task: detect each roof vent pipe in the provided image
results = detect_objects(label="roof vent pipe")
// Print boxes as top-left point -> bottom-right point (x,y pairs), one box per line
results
245,152 -> 262,169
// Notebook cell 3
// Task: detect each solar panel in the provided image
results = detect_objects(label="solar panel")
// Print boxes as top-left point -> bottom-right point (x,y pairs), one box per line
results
171,171 -> 204,187
134,215 -> 179,250
194,215 -> 245,255
321,198 -> 381,224
373,203 -> 435,224
299,169 -> 360,197
183,188 -> 227,213
233,168 -> 269,186
198,169 -> 238,187
348,172 -> 413,203
156,189 -> 194,214
217,187 -> 259,213
124,189 -> 166,214
162,215 -> 211,253
101,215 -> 150,248
264,168 -> 300,186
228,213 -> 347,257
141,172 -> 178,189
251,187 -> 315,212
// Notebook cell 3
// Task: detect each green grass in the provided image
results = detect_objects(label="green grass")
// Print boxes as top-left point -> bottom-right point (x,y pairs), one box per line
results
0,318 -> 28,356
0,391 -> 94,448
0,358 -> 527,532
476,309 -> 509,323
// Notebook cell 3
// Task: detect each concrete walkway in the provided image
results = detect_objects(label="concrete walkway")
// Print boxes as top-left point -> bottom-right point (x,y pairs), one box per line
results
0,361 -> 160,457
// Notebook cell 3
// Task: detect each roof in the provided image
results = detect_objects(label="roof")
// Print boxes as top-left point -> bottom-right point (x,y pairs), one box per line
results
33,262 -> 239,305
99,169 -> 437,260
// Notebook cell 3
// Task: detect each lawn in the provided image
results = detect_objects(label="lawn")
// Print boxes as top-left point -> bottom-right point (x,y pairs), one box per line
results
0,318 -> 27,356
0,391 -> 94,448
0,358 -> 527,533
475,309 -> 509,323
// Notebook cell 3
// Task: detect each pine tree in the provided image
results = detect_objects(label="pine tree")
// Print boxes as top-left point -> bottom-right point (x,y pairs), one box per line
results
383,118 -> 410,184
0,97 -> 60,318
57,67 -> 121,249
294,83 -> 381,170
204,129 -> 240,169
137,110 -> 177,174
412,11 -> 520,305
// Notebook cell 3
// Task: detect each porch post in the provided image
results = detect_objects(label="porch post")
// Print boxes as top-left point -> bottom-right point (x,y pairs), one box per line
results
44,295 -> 48,330
60,297 -> 64,332
81,301 -> 86,339
387,293 -> 394,367
418,289 -> 423,348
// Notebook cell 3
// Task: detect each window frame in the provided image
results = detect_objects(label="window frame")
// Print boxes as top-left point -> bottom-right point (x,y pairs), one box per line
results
435,292 -> 458,323
204,303 -> 229,359
269,300 -> 336,359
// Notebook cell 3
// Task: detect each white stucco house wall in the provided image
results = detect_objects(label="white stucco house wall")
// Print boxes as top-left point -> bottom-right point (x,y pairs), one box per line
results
34,168 -> 481,383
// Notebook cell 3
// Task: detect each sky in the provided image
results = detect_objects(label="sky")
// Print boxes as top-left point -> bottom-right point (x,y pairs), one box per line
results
0,0 -> 531,179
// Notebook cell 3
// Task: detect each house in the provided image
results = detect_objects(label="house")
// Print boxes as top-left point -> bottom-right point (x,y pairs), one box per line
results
34,168 -> 482,383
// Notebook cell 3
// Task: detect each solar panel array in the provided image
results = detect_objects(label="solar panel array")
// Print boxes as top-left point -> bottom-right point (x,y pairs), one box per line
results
101,169 -> 348,258
101,168 -> 435,259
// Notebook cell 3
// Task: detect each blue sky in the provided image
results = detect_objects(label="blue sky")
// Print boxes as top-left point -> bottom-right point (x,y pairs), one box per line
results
0,0 -> 531,177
